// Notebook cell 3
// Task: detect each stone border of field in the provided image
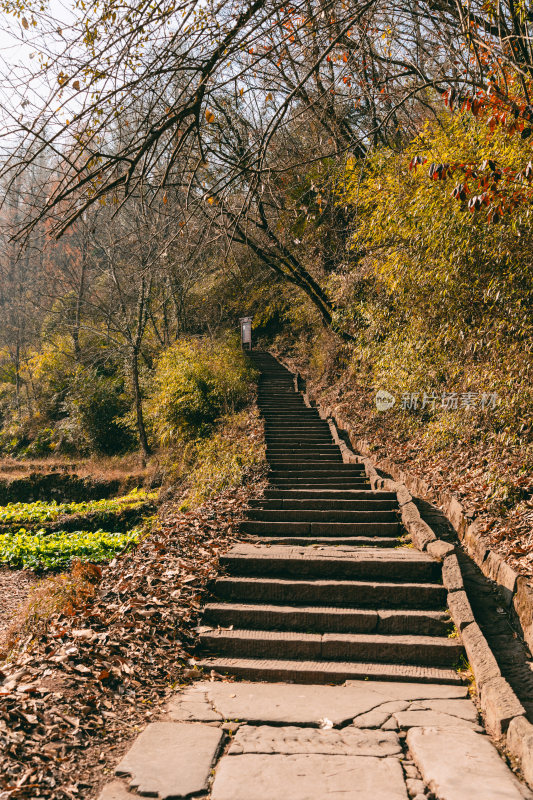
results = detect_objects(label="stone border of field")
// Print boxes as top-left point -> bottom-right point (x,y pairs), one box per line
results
280,362 -> 533,789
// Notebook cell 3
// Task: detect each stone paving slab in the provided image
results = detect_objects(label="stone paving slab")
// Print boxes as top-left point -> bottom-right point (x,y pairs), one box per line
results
115,722 -> 223,799
202,680 -> 469,725
210,754 -> 408,800
394,710 -> 483,731
97,782 -> 131,800
408,698 -> 479,721
407,727 -> 533,800
167,688 -> 222,722
228,724 -> 402,756
353,700 -> 410,728
344,679 -> 469,699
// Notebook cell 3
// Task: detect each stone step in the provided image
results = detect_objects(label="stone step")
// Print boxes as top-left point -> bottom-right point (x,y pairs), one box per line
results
240,521 -> 398,536
265,433 -> 334,440
245,535 -> 401,547
268,475 -> 370,481
268,480 -> 372,488
264,488 -> 397,502
263,419 -> 329,425
267,442 -> 340,450
249,499 -> 397,510
263,489 -> 397,500
261,411 -> 321,416
196,657 -> 464,685
199,629 -> 463,666
268,470 -> 368,477
264,427 -> 332,433
267,452 -> 343,462
213,576 -> 446,608
268,467 -> 366,476
220,545 -> 438,581
247,509 -> 397,523
203,602 -> 451,635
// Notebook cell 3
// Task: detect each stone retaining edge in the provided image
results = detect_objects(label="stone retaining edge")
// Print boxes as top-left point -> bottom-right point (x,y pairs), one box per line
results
283,365 -> 533,786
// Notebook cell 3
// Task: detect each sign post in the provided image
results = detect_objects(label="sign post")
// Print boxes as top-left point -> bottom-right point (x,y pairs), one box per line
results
240,317 -> 253,350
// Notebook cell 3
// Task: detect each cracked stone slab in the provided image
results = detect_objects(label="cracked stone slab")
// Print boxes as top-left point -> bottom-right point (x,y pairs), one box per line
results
408,699 -> 479,722
204,681 -> 468,726
167,688 -> 222,722
228,725 -> 402,756
353,700 -> 410,728
407,727 -> 533,800
394,710 -> 483,732
211,754 -> 409,800
115,722 -> 223,799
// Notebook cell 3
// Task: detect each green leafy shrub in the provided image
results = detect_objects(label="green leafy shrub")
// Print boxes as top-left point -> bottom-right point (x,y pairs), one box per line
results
149,334 -> 257,443
0,527 -> 141,570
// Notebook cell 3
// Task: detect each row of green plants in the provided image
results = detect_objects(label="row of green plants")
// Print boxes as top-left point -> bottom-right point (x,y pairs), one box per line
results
0,489 -> 157,525
0,527 -> 141,570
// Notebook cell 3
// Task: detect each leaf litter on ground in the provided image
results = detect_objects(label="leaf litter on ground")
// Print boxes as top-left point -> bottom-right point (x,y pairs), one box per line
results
0,478 -> 262,799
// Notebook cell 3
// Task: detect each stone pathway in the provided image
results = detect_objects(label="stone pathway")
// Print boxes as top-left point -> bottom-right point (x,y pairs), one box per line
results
97,350 -> 533,799
101,680 -> 532,799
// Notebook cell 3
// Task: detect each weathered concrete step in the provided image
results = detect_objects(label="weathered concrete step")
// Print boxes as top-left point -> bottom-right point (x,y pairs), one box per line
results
265,446 -> 341,453
240,521 -> 398,536
267,462 -> 365,470
250,499 -> 397,510
213,576 -> 446,608
261,412 -> 322,418
203,602 -> 451,635
247,509 -> 397,522
268,481 -> 372,489
265,433 -> 333,448
265,427 -> 331,434
262,415 -> 324,421
196,657 -> 465,685
263,489 -> 397,500
263,419 -> 329,425
268,469 -> 366,478
269,473 -> 369,479
220,545 -> 438,581
245,535 -> 401,547
268,460 -> 344,466
258,400 -> 304,405
265,431 -> 333,437
266,455 -> 343,462
200,629 -> 462,666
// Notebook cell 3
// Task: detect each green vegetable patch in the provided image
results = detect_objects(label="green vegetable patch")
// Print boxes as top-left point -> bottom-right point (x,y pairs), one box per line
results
0,489 -> 156,525
0,527 -> 141,570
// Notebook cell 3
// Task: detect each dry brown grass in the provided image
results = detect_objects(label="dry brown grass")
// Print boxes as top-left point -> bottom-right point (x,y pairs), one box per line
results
0,452 -> 161,482
1,561 -> 101,660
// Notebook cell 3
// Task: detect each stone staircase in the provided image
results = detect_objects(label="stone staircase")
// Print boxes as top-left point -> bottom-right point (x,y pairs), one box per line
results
197,350 -> 464,684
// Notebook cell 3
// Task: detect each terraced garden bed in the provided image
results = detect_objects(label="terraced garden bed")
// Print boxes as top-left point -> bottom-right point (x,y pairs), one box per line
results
0,490 -> 158,571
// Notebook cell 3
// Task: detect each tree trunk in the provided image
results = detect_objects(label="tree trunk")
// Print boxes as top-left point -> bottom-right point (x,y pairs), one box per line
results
131,349 -> 151,459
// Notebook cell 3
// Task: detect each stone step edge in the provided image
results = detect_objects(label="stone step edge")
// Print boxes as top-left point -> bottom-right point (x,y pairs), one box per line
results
272,351 -> 532,786
242,536 -> 400,546
195,656 -> 465,685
